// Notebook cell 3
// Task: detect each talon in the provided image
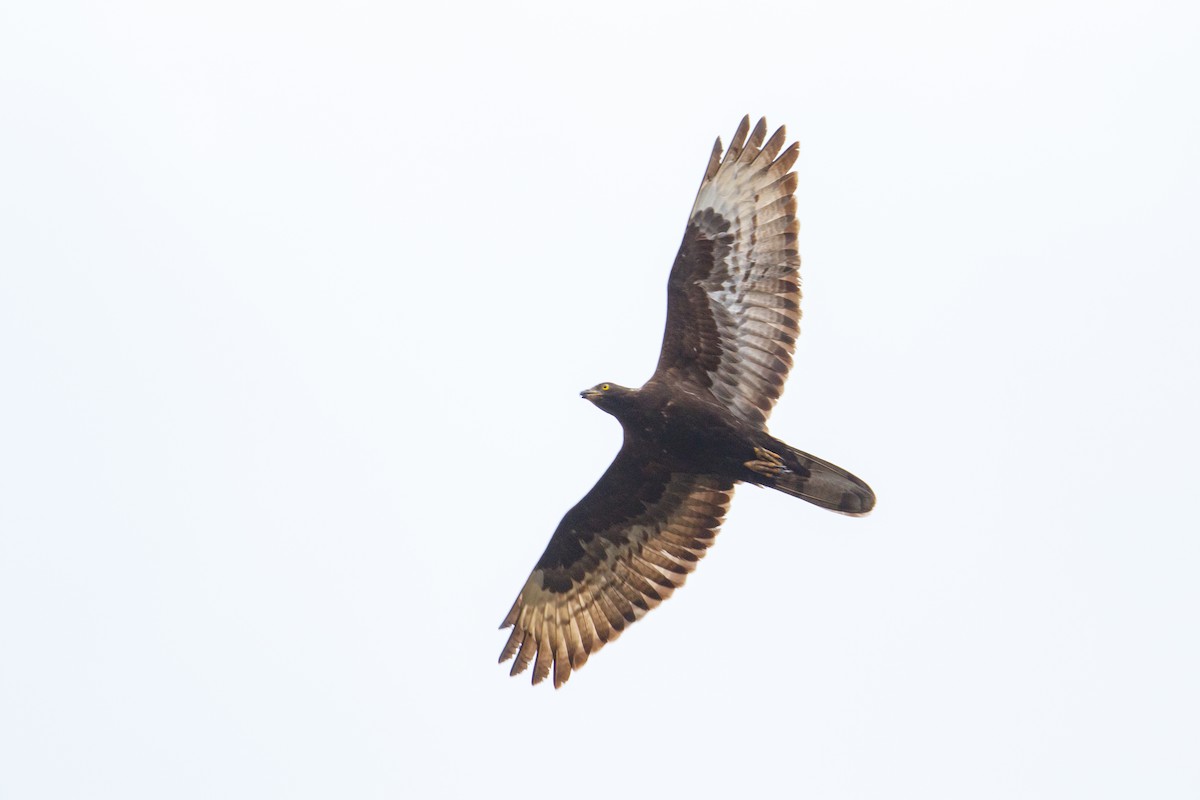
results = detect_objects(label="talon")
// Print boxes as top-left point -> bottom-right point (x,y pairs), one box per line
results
755,447 -> 784,466
744,447 -> 785,478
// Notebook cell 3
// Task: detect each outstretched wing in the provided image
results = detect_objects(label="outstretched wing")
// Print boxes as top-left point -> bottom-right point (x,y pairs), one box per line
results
651,116 -> 801,427
499,441 -> 733,688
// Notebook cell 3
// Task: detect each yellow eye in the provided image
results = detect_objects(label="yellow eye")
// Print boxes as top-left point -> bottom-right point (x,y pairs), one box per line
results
601,384 -> 611,391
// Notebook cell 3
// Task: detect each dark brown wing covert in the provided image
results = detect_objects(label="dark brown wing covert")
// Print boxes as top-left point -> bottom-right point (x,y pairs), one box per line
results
499,442 -> 732,688
652,116 -> 802,427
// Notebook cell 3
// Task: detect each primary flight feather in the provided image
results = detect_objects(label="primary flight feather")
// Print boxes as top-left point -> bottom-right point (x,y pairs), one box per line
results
499,116 -> 875,688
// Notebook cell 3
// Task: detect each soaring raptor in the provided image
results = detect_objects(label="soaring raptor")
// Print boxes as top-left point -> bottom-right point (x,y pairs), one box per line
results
499,117 -> 875,688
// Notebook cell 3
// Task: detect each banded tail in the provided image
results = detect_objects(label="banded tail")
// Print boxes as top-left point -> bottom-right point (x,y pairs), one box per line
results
753,444 -> 876,516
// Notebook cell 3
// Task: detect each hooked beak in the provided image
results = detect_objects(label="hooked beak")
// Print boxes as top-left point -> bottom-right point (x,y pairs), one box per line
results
580,388 -> 601,401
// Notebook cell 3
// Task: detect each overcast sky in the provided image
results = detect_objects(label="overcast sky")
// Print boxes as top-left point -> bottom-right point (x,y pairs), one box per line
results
2,1 -> 1198,797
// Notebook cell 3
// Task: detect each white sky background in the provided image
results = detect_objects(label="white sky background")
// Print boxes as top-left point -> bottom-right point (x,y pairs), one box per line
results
1,0 -> 1198,796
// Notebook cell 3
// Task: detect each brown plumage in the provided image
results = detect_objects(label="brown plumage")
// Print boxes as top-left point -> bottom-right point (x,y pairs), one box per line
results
500,117 -> 875,688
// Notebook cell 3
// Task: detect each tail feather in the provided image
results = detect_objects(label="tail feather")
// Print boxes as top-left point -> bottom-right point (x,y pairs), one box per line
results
770,447 -> 876,516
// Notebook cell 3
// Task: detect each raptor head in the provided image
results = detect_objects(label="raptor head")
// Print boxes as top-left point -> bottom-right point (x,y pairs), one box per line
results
580,382 -> 634,412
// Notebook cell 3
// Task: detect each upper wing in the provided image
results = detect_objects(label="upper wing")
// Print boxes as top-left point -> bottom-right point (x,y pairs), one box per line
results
651,116 -> 801,427
499,441 -> 734,688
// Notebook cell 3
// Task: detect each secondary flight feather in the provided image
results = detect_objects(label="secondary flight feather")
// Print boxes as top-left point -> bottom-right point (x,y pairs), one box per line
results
499,116 -> 875,688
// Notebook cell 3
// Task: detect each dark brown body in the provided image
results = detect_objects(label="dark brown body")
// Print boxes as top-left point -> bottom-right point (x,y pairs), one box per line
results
499,117 -> 875,688
585,381 -> 873,514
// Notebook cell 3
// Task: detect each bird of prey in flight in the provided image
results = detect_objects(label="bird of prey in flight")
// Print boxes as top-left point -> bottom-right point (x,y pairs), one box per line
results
499,116 -> 875,688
